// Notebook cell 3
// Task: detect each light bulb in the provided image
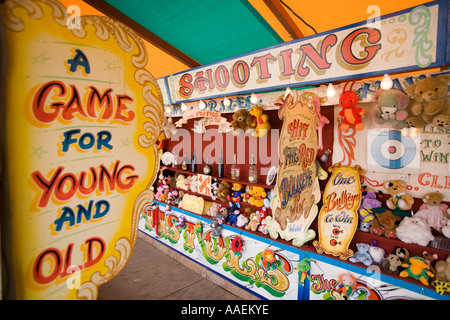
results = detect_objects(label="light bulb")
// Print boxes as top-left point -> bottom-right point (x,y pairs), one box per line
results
199,100 -> 206,110
285,87 -> 292,97
223,97 -> 231,107
326,83 -> 336,98
181,103 -> 187,112
380,74 -> 393,90
250,93 -> 258,104
165,106 -> 171,114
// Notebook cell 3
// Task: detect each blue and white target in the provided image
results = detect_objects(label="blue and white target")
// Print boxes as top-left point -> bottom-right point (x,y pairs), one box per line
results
370,130 -> 416,169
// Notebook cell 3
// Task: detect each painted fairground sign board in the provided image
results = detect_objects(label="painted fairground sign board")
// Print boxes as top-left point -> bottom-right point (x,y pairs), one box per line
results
140,201 -> 300,300
307,257 -> 437,300
313,164 -> 364,260
157,0 -> 448,105
141,201 -> 448,300
1,0 -> 163,299
265,93 -> 322,247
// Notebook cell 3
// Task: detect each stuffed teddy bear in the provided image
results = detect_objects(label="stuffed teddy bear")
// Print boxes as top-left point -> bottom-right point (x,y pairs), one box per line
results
230,183 -> 243,202
245,209 -> 261,232
406,74 -> 450,129
413,192 -> 449,231
249,105 -> 271,137
257,207 -> 269,235
349,243 -> 373,266
249,186 -> 267,207
369,210 -> 402,239
396,216 -> 435,246
373,88 -> 410,129
241,185 -> 253,203
231,109 -> 255,135
216,180 -> 231,202
384,180 -> 414,217
400,256 -> 435,286
434,254 -> 450,282
380,254 -> 403,274
176,173 -> 188,190
206,202 -> 221,218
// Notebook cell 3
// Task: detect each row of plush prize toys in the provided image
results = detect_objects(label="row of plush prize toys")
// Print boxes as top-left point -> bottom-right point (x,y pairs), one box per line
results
338,74 -> 450,132
155,170 -> 274,236
351,180 -> 450,293
206,180 -> 275,237
230,104 -> 271,137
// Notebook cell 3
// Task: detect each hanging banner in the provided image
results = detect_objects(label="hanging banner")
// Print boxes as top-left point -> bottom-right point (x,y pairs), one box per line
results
157,0 -> 447,105
313,164 -> 364,260
1,0 -> 163,299
265,93 -> 320,247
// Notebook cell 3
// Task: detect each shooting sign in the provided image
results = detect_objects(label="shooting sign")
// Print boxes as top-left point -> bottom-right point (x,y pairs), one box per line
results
1,0 -> 163,299
265,93 -> 320,247
313,164 -> 365,260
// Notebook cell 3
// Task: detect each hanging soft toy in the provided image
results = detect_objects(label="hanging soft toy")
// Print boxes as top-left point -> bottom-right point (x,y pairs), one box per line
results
373,89 -> 410,129
313,97 -> 329,150
295,258 -> 314,285
249,105 -> 271,137
337,81 -> 365,132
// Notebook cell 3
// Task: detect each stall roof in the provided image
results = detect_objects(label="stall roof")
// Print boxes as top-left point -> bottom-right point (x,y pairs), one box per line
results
70,0 -> 434,79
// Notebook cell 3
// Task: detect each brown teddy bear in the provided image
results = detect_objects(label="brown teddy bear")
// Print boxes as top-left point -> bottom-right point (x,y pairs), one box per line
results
231,109 -> 255,134
369,209 -> 402,239
384,180 -> 414,217
406,75 -> 450,128
414,192 -> 449,231
216,180 -> 231,202
245,208 -> 261,232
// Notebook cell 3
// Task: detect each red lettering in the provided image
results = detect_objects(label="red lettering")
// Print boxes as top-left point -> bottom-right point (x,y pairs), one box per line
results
232,60 -> 250,85
33,248 -> 63,285
84,237 -> 106,268
340,27 -> 381,65
32,81 -> 66,123
298,34 -> 337,77
214,65 -> 230,88
194,71 -> 214,91
87,87 -> 113,120
251,53 -> 277,79
279,49 -> 295,76
114,95 -> 135,122
179,73 -> 193,97
31,81 -> 135,125
31,161 -> 138,207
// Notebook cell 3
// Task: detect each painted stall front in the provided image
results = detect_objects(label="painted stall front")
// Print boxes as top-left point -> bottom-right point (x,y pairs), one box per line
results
147,0 -> 450,300
1,0 -> 163,299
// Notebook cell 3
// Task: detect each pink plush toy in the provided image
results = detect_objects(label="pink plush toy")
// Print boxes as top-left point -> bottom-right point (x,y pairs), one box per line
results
413,192 -> 448,231
313,97 -> 330,150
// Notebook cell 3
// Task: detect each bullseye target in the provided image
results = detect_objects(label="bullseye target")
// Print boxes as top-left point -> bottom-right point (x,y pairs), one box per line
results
369,130 -> 418,170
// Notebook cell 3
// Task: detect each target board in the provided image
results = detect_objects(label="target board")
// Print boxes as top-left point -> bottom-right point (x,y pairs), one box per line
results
367,129 -> 420,173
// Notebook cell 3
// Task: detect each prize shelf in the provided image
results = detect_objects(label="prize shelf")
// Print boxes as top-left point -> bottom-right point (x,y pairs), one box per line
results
161,166 -> 276,190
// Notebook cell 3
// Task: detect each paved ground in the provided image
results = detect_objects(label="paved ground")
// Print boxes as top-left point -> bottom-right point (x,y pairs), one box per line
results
97,237 -> 242,300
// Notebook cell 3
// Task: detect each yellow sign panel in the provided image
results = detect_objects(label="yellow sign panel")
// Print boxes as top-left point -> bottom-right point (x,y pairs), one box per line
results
313,164 -> 365,260
2,0 -> 163,299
